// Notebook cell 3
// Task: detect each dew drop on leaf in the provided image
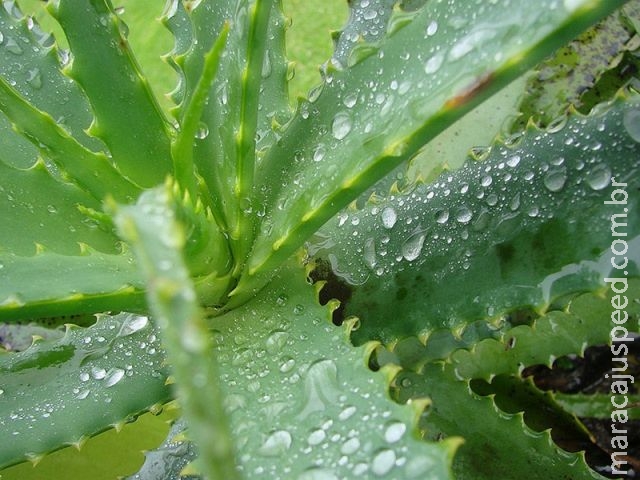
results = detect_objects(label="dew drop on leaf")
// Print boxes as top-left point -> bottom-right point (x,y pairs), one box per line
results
313,145 -> 326,162
258,430 -> 292,457
585,164 -> 611,190
381,207 -> 397,229
424,52 -> 444,74
332,112 -> 352,140
623,109 -> 640,142
5,37 -> 23,55
384,421 -> 407,443
343,93 -> 357,108
26,68 -> 42,89
307,428 -> 326,446
297,468 -> 339,480
195,122 -> 209,139
435,209 -> 449,224
118,315 -> 148,336
401,231 -> 426,261
104,368 -> 125,387
371,448 -> 396,476
543,168 -> 567,192
455,206 -> 473,224
426,20 -> 438,36
340,437 -> 361,455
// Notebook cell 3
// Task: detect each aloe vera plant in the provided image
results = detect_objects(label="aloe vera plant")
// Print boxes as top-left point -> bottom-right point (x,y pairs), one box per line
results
1,0 -> 639,478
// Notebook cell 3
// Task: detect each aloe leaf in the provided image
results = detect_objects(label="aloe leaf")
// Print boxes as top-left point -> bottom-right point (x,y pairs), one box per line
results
554,393 -> 640,420
204,261 -> 460,478
514,0 -> 640,130
236,0 -> 625,302
311,97 -> 640,344
0,312 -> 171,469
0,248 -> 146,322
0,1 -> 104,162
450,286 -> 640,380
331,0 -> 426,66
50,0 -> 172,187
0,159 -> 120,255
0,77 -> 141,202
164,0 -> 286,267
113,185 -> 239,479
395,363 -> 605,479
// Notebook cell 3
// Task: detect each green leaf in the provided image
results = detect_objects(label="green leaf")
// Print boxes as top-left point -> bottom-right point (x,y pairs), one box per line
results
0,159 -> 120,256
210,262 -> 459,478
50,0 -> 173,187
311,97 -> 640,344
0,1 -> 105,164
554,393 -> 640,420
0,77 -> 141,202
0,247 -> 146,322
113,185 -> 239,479
394,363 -> 605,479
0,312 -> 171,469
450,285 -> 640,380
165,0 -> 289,268
235,0 -> 624,303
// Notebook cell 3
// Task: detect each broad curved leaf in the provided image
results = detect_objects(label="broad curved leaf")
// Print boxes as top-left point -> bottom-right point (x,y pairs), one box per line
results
0,312 -> 171,468
311,97 -> 640,344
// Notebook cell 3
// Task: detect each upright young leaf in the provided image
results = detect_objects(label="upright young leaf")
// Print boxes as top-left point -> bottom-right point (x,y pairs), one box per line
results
113,185 -> 240,479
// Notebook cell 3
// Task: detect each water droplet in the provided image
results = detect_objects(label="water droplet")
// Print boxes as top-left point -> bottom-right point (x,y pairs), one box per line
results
76,389 -> 90,400
195,122 -> 209,139
585,164 -> 611,190
5,37 -> 23,55
543,168 -> 567,192
623,109 -> 640,142
339,405 -> 356,421
297,468 -> 338,480
384,421 -> 406,443
371,448 -> 396,476
341,437 -> 361,455
258,430 -> 292,457
332,112 -> 352,140
307,428 -> 326,446
381,207 -> 397,229
480,175 -> 492,187
506,155 -> 521,168
343,93 -> 357,108
424,52 -> 444,74
46,204 -> 57,214
119,315 -> 148,336
91,367 -> 106,380
313,145 -> 326,162
266,330 -> 289,354
26,68 -> 42,89
79,372 -> 90,382
426,20 -> 438,36
455,207 -> 473,224
297,359 -> 340,420
435,209 -> 449,224
279,357 -> 295,373
261,49 -> 272,78
104,368 -> 125,387
401,231 -> 426,261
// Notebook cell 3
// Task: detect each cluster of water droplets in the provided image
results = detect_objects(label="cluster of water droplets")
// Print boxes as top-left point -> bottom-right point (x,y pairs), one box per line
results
311,103 -> 640,287
211,280 -> 441,478
0,313 -> 167,450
